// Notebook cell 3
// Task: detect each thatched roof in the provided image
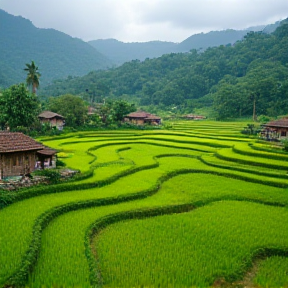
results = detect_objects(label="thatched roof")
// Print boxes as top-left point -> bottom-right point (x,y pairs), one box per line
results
126,111 -> 161,120
126,111 -> 150,118
37,147 -> 58,156
145,114 -> 161,120
263,118 -> 288,128
38,111 -> 65,119
184,114 -> 206,118
0,132 -> 44,153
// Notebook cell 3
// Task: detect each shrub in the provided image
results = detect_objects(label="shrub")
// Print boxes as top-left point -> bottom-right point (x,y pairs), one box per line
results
282,139 -> 288,152
56,158 -> 66,168
33,169 -> 61,184
258,115 -> 273,123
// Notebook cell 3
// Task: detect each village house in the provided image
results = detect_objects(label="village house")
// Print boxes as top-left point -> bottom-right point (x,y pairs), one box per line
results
261,117 -> 288,140
38,111 -> 65,130
183,114 -> 206,120
87,106 -> 96,116
0,132 -> 57,180
124,111 -> 161,125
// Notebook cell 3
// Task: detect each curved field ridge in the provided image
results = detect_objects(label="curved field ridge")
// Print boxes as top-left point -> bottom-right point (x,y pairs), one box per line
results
6,169 -> 286,287
26,173 -> 288,288
94,201 -> 288,287
1,120 -> 288,288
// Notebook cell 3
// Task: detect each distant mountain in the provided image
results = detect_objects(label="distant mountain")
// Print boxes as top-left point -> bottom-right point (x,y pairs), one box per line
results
177,29 -> 252,52
177,22 -> 282,52
88,39 -> 177,65
88,21 -> 282,65
0,9 -> 112,88
42,23 -> 288,119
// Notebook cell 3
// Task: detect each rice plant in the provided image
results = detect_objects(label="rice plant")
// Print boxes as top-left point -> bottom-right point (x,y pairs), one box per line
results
1,121 -> 288,288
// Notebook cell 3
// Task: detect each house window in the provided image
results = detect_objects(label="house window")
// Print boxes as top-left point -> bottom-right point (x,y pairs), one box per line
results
281,131 -> 287,137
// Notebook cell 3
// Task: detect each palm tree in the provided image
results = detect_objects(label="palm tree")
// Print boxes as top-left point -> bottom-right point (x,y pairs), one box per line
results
24,61 -> 41,94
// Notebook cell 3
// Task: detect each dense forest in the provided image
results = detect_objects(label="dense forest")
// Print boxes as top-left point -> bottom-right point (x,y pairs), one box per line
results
0,9 -> 111,88
88,22 -> 281,65
0,8 -> 282,89
42,20 -> 288,119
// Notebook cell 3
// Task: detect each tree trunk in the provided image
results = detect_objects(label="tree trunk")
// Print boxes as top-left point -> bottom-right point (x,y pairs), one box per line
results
32,83 -> 37,94
253,98 -> 257,121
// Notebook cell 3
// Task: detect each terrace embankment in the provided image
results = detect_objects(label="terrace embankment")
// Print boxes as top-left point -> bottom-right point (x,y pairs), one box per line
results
1,120 -> 288,288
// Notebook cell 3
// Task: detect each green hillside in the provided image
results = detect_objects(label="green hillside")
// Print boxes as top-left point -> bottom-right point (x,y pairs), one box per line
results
42,21 -> 288,119
88,22 -> 281,66
0,9 -> 112,88
89,39 -> 177,65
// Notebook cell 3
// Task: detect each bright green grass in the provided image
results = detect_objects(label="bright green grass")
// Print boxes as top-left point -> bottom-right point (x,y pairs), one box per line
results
233,143 -> 288,161
1,122 -> 287,287
0,148 -> 202,284
251,142 -> 286,154
253,256 -> 288,288
58,135 -> 231,150
41,139 -> 98,172
201,154 -> 288,177
76,138 -> 219,154
216,148 -> 288,170
95,201 -> 288,288
27,174 -> 288,288
2,154 -> 288,285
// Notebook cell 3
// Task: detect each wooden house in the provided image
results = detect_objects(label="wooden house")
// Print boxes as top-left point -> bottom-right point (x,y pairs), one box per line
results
124,111 -> 161,125
38,111 -> 65,130
261,117 -> 288,140
183,114 -> 206,120
87,106 -> 96,116
0,132 -> 44,180
0,132 -> 58,180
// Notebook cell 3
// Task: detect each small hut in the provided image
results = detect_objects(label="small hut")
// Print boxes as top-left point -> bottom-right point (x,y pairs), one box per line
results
36,147 -> 58,169
261,117 -> 288,140
124,111 -> 161,125
0,132 -> 44,180
38,111 -> 65,130
183,114 -> 206,120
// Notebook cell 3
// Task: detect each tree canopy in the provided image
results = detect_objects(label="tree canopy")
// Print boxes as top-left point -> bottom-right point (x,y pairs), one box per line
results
47,94 -> 88,127
41,22 -> 288,119
0,83 -> 40,130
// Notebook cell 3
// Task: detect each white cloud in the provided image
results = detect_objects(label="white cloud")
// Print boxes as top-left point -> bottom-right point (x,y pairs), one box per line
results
0,0 -> 287,42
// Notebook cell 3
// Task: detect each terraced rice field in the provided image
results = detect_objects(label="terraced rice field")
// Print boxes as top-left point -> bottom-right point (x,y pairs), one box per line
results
0,120 -> 288,288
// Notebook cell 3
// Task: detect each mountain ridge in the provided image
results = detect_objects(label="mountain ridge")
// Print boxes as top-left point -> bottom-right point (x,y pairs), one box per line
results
88,21 -> 282,65
0,9 -> 112,88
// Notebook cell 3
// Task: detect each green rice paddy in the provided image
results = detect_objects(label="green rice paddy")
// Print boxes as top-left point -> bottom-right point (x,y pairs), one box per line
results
0,120 -> 287,288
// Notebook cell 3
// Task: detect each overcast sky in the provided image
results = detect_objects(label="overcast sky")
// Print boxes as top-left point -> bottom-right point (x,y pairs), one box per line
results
0,0 -> 287,43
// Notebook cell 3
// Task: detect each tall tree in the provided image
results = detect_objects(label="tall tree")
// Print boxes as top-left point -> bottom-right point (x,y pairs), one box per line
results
24,61 -> 41,94
0,83 -> 40,130
48,94 -> 87,127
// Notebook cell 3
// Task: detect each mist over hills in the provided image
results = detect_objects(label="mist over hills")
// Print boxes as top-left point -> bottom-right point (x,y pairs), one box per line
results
0,8 -> 284,91
88,22 -> 281,65
41,20 -> 288,119
88,39 -> 177,65
0,9 -> 112,88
